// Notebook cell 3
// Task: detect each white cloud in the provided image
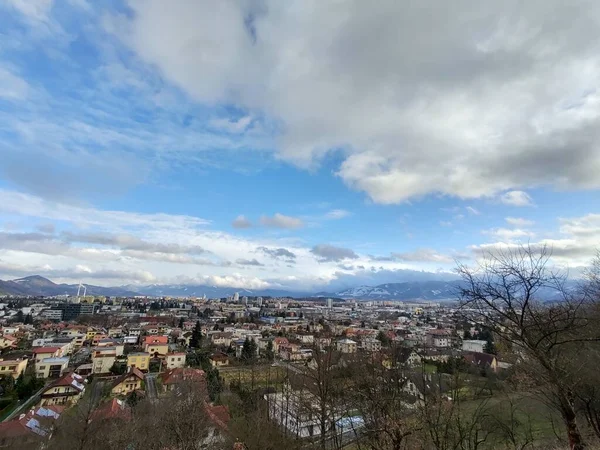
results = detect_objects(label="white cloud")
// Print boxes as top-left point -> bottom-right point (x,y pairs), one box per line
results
232,215 -> 252,229
2,0 -> 53,22
260,213 -> 304,229
0,67 -> 29,100
113,0 -> 600,204
311,244 -> 358,262
0,189 -> 210,230
500,191 -> 534,207
505,217 -> 535,227
482,227 -> 535,241
474,213 -> 600,268
391,249 -> 453,263
324,209 -> 351,220
209,116 -> 252,134
466,206 -> 480,215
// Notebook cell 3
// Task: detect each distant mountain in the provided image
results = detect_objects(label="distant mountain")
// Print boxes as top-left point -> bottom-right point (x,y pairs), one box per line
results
125,284 -> 310,299
0,275 -> 575,301
0,276 -> 137,297
315,281 -> 462,301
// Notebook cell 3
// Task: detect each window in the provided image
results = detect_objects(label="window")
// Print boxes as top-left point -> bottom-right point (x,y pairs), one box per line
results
39,366 -> 46,370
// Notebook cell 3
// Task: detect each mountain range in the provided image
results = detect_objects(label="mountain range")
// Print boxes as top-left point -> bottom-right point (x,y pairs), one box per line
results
0,275 -> 462,300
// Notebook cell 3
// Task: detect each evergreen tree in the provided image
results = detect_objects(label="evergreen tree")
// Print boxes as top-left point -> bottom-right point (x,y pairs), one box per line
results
265,340 -> 274,362
189,321 -> 202,348
241,337 -> 257,364
178,317 -> 185,329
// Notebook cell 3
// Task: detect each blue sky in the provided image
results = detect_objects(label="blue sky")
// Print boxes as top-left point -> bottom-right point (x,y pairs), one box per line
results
0,0 -> 599,291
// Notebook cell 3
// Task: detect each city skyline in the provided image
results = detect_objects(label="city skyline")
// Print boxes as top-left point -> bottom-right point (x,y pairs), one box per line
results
1,1 -> 600,291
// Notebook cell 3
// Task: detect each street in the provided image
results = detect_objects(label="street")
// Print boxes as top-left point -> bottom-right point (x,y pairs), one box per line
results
145,373 -> 158,400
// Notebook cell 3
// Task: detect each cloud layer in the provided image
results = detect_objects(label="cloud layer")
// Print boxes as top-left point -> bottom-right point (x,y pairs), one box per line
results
114,0 -> 600,204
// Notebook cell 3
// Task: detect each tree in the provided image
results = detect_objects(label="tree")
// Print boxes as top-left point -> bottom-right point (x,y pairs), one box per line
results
189,320 -> 202,348
264,340 -> 275,362
377,330 -> 391,347
241,337 -> 257,364
458,245 -> 600,450
109,363 -> 126,375
178,317 -> 184,329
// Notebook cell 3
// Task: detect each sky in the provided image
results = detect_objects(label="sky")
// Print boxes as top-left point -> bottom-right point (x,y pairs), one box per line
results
0,0 -> 599,292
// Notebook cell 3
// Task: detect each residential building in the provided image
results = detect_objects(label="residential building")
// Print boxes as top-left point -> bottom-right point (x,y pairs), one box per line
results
426,329 -> 451,348
336,338 -> 358,354
0,405 -> 63,447
35,357 -> 69,379
110,368 -> 145,396
0,358 -> 27,379
462,340 -> 487,353
463,351 -> 498,372
165,352 -> 186,370
209,353 -> 229,368
159,368 -> 206,392
127,352 -> 150,371
39,372 -> 85,406
143,336 -> 169,356
0,335 -> 17,350
32,347 -> 61,363
361,338 -> 382,352
92,347 -> 117,374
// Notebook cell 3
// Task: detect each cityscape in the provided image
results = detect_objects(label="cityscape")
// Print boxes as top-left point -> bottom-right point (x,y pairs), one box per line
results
1,1 -> 600,449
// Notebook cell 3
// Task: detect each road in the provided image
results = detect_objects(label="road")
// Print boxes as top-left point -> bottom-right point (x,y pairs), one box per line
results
145,373 -> 158,400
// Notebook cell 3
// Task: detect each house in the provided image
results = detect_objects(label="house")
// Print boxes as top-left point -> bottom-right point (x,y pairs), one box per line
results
159,368 -> 206,392
91,398 -> 131,422
336,338 -> 358,354
426,329 -> 451,348
35,357 -> 70,379
396,348 -> 423,366
143,336 -> 169,356
0,405 -> 63,447
360,338 -> 382,352
97,339 -> 124,356
91,347 -> 117,374
210,332 -> 233,347
111,368 -> 145,396
39,372 -> 85,406
127,352 -> 150,371
209,353 -> 229,368
165,352 -> 186,370
0,358 -> 28,379
0,335 -> 17,350
462,340 -> 487,353
272,337 -> 289,353
463,351 -> 498,372
32,347 -> 61,363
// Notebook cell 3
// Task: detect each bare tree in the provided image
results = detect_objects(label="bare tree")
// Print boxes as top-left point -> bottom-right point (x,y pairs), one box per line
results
457,245 -> 600,450
348,352 -> 419,450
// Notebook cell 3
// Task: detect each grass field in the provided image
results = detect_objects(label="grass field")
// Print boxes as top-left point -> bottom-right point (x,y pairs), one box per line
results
219,365 -> 287,389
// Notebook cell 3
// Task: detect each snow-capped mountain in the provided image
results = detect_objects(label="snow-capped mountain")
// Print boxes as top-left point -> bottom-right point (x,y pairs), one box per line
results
317,281 -> 462,300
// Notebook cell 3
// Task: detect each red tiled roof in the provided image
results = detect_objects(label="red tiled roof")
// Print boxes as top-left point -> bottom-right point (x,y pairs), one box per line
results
91,398 -> 131,421
159,367 -> 205,385
144,335 -> 168,345
205,404 -> 230,430
46,372 -> 85,391
32,347 -> 60,354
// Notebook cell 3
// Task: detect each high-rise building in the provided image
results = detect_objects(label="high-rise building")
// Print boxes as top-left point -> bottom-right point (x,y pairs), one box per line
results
233,292 -> 240,302
242,296 -> 248,305
327,298 -> 333,309
257,297 -> 263,307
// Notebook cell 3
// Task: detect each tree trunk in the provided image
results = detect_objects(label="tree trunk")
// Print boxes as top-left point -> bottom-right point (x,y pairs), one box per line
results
559,391 -> 586,450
